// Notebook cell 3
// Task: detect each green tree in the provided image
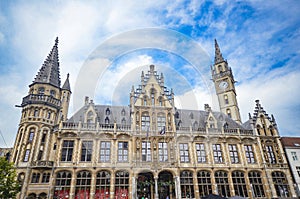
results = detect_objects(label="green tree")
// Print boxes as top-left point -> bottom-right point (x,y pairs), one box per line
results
0,157 -> 20,198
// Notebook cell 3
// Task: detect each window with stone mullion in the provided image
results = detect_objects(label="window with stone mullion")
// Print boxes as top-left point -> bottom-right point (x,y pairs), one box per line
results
196,143 -> 206,163
100,141 -> 111,162
179,143 -> 189,163
142,141 -> 151,161
249,171 -> 265,198
229,144 -> 239,164
81,141 -> 93,162
265,145 -> 276,164
141,115 -> 150,131
118,142 -> 128,162
232,171 -> 248,197
244,145 -> 255,163
158,142 -> 168,162
180,171 -> 195,198
197,171 -> 212,197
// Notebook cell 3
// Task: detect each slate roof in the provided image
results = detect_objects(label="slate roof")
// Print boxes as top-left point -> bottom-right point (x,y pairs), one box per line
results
32,37 -> 61,88
281,137 -> 300,148
67,104 -> 251,130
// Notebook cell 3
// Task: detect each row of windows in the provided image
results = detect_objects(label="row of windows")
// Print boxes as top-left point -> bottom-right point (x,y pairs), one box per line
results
31,172 -> 51,183
58,140 -> 260,165
52,170 -> 290,198
31,87 -> 56,97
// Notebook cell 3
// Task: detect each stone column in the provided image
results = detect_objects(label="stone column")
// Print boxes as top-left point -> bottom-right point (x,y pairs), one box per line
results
174,176 -> 181,199
132,176 -> 137,199
110,170 -> 115,199
193,169 -> 200,199
154,177 -> 159,199
90,170 -> 96,199
70,169 -> 77,199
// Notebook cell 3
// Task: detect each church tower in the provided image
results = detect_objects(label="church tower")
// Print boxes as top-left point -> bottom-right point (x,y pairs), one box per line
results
10,38 -> 71,199
212,39 -> 242,124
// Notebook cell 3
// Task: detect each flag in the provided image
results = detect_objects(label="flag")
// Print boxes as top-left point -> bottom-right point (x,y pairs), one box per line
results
160,126 -> 166,135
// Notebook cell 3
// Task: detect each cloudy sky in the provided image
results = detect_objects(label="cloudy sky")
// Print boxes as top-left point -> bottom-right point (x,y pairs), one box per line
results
0,1 -> 299,147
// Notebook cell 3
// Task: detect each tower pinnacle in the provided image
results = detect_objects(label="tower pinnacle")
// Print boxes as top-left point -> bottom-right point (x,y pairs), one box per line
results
214,39 -> 225,64
32,37 -> 61,87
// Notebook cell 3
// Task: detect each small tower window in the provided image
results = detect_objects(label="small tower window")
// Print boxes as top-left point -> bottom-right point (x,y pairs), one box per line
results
143,97 -> 147,106
151,91 -> 155,105
38,87 -> 45,95
218,65 -> 223,73
50,90 -> 56,97
28,129 -> 34,142
34,109 -> 39,117
224,95 -> 229,104
47,111 -> 51,119
226,109 -> 231,118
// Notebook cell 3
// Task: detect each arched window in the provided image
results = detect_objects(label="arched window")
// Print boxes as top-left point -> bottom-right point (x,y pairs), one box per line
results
180,170 -> 195,198
158,97 -> 163,106
226,109 -> 231,118
105,117 -> 109,124
193,122 -> 198,130
197,171 -> 212,197
105,108 -> 110,115
215,171 -> 230,198
38,87 -> 45,95
34,109 -> 39,117
272,171 -> 290,197
28,129 -> 35,142
224,95 -> 229,104
175,111 -> 179,119
249,171 -> 265,197
151,91 -> 155,105
42,172 -> 50,183
47,111 -> 51,119
75,171 -> 91,198
115,171 -> 129,198
121,109 -> 126,116
50,90 -> 56,97
143,97 -> 147,106
95,171 -> 111,199
87,111 -> 94,124
189,112 -> 194,119
54,171 -> 72,198
121,118 -> 126,125
232,171 -> 248,197
218,65 -> 223,73
265,145 -> 276,164
31,172 -> 40,183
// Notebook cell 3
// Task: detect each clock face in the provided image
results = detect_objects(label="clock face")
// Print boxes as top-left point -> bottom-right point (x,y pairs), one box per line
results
219,81 -> 228,89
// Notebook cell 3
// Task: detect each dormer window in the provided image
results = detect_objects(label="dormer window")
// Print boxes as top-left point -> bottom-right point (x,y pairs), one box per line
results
105,108 -> 110,115
151,90 -> 155,105
190,113 -> 194,119
121,118 -> 126,125
121,109 -> 126,116
159,97 -> 163,106
105,117 -> 109,124
38,87 -> 45,95
143,97 -> 147,106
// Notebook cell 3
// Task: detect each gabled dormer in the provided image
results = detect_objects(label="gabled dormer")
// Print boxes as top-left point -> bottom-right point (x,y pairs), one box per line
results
130,65 -> 174,108
250,100 -> 278,136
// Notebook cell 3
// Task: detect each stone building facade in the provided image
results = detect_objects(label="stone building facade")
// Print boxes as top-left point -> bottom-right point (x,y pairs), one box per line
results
10,38 -> 297,199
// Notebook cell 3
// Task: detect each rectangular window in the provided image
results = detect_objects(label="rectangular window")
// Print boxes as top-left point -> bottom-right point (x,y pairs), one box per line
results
61,140 -> 74,162
196,143 -> 206,163
296,166 -> 300,177
142,141 -> 151,161
265,145 -> 276,164
100,141 -> 111,162
179,143 -> 189,163
23,149 -> 30,162
229,144 -> 239,163
244,145 -> 255,163
292,152 -> 298,161
118,142 -> 128,162
141,115 -> 150,131
158,142 -> 168,162
213,144 -> 223,163
157,116 -> 166,131
81,141 -> 93,162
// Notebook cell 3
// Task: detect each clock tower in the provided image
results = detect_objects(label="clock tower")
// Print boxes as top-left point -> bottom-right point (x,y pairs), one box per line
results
212,39 -> 242,124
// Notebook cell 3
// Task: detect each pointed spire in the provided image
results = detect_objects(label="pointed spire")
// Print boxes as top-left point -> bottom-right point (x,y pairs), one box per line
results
62,73 -> 71,91
32,37 -> 61,87
214,39 -> 224,64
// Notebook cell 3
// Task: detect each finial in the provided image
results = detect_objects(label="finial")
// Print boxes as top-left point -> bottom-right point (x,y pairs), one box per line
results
55,37 -> 59,46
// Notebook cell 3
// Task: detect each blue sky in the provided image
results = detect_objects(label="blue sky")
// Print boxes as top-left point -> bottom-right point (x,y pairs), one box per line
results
0,0 -> 299,147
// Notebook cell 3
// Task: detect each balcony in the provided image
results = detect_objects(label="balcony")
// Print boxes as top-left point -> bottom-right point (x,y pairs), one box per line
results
31,160 -> 54,168
21,94 -> 61,109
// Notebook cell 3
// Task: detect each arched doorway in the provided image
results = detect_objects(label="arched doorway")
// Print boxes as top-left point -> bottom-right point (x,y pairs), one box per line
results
27,193 -> 36,199
39,192 -> 47,199
137,172 -> 154,199
158,171 -> 175,199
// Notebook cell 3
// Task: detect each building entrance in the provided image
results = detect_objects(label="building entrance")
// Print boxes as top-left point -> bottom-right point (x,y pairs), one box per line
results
137,172 -> 154,199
